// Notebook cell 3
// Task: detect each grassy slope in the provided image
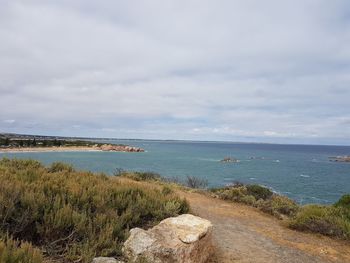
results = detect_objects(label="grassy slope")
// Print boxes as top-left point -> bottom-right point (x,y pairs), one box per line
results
0,159 -> 189,262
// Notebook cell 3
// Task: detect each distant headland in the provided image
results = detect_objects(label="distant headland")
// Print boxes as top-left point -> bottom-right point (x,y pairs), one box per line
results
0,133 -> 144,153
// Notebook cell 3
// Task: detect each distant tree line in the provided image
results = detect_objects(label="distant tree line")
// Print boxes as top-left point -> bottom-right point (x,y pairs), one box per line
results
0,138 -> 39,147
0,138 -> 99,148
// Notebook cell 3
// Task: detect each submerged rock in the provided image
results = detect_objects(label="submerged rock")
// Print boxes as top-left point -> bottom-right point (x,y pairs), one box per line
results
123,214 -> 213,263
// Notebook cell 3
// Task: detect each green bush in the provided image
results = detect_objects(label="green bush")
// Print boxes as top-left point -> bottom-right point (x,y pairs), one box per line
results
162,186 -> 174,195
0,235 -> 43,263
218,187 -> 245,201
259,195 -> 299,217
246,184 -> 273,200
185,176 -> 208,189
211,184 -> 298,218
0,158 -> 189,262
335,194 -> 350,209
122,171 -> 161,181
288,204 -> 350,240
240,195 -> 256,205
47,161 -> 75,173
269,195 -> 299,216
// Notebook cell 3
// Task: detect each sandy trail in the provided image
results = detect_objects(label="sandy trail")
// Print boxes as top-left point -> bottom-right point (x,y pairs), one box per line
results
178,191 -> 350,263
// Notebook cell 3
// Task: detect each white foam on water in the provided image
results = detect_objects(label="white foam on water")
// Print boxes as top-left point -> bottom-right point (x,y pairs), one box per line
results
197,158 -> 219,162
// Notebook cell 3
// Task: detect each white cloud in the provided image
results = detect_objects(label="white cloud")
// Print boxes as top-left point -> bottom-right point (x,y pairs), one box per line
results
0,0 -> 349,144
3,119 -> 16,124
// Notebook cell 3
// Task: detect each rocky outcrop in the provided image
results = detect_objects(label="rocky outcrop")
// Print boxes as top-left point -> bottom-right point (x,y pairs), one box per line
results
220,157 -> 240,163
329,156 -> 350,162
123,214 -> 213,263
99,144 -> 144,152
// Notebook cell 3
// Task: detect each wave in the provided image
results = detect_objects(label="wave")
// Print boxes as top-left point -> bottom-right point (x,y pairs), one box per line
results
197,158 -> 220,162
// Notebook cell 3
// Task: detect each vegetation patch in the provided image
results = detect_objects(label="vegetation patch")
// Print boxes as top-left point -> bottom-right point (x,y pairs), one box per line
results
210,183 -> 299,218
0,158 -> 189,262
119,171 -> 162,181
210,182 -> 350,241
0,137 -> 104,148
0,235 -> 43,263
288,203 -> 350,240
185,176 -> 208,189
334,194 -> 350,209
117,170 -> 209,190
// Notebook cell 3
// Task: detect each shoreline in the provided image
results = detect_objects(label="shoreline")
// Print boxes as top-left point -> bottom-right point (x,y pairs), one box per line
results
0,146 -> 103,153
0,145 -> 144,153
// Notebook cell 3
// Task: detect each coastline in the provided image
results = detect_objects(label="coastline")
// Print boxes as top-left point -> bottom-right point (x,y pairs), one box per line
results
0,146 -> 103,153
0,144 -> 145,153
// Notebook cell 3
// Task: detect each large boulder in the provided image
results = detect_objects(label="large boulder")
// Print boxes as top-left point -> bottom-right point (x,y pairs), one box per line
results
123,214 -> 213,263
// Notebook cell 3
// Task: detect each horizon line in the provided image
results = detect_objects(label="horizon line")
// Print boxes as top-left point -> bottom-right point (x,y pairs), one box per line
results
1,132 -> 350,148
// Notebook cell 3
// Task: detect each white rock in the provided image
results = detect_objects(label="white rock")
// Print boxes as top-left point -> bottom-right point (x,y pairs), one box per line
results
123,214 -> 213,263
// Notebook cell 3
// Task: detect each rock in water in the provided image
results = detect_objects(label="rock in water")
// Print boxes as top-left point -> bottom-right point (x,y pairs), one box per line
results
123,214 -> 213,263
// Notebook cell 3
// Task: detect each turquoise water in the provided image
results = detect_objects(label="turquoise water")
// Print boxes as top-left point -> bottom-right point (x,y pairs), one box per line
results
1,140 -> 349,205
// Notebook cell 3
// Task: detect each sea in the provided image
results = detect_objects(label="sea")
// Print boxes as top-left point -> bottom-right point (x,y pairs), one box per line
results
1,139 -> 349,205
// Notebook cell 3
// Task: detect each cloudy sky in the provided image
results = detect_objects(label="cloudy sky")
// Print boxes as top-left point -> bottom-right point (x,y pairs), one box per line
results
1,0 -> 350,145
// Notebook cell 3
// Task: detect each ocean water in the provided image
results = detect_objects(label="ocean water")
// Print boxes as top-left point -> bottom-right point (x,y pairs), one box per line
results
1,140 -> 349,205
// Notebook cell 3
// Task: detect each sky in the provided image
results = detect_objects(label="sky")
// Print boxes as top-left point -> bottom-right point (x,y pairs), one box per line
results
0,0 -> 350,145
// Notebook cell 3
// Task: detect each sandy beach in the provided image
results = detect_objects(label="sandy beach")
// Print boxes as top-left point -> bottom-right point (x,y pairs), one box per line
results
0,144 -> 145,154
0,146 -> 103,153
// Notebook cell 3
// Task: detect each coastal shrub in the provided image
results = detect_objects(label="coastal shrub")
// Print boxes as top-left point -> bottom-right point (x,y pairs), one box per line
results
162,176 -> 183,185
47,161 -> 75,173
185,176 -> 208,189
122,171 -> 161,181
162,186 -> 174,195
246,184 -> 273,200
211,183 -> 299,218
288,205 -> 350,240
120,171 -> 208,190
240,195 -> 256,205
217,187 -> 245,201
210,185 -> 247,201
269,195 -> 299,216
259,195 -> 299,217
334,194 -> 350,209
113,167 -> 126,177
0,158 -> 42,171
0,235 -> 43,263
163,199 -> 190,218
0,158 -> 189,262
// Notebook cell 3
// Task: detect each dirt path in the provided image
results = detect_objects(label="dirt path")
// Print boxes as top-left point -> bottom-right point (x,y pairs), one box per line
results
178,191 -> 350,263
